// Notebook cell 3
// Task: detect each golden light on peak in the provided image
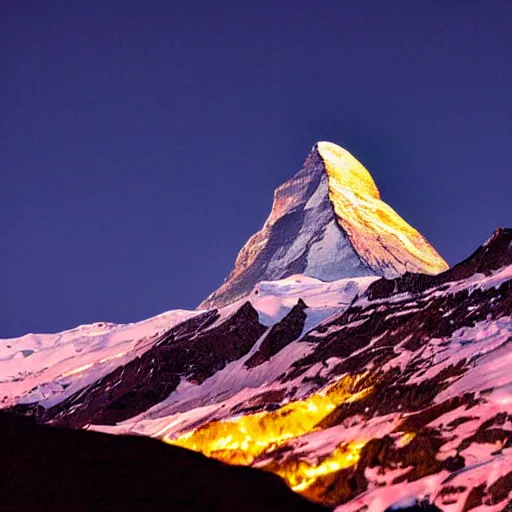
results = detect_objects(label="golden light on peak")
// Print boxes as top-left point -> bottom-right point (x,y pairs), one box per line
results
316,141 -> 449,277
317,141 -> 380,200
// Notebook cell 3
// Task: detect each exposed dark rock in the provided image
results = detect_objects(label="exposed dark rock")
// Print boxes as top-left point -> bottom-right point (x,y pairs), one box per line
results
457,412 -> 512,451
157,308 -> 221,342
3,228 -> 512,511
317,364 -> 467,431
459,470 -> 512,511
199,141 -> 448,310
487,471 -> 512,506
438,485 -> 467,504
446,416 -> 479,430
230,389 -> 289,415
462,484 -> 487,511
11,302 -> 266,428
282,271 -> 510,389
367,228 -> 512,300
199,147 -> 331,310
302,466 -> 367,507
391,430 -> 465,483
394,396 -> 469,434
502,500 -> 512,512
245,298 -> 308,368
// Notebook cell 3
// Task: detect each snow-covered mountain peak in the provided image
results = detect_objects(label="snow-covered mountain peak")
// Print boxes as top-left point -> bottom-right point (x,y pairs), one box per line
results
317,141 -> 381,200
317,141 -> 449,278
200,142 -> 448,309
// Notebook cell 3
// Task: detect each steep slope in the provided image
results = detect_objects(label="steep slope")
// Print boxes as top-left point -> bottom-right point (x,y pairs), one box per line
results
7,275 -> 376,427
200,142 -> 447,310
319,142 -> 448,278
0,309 -> 199,409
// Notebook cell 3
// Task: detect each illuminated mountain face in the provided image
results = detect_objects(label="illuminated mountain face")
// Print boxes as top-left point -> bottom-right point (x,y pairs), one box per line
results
200,142 -> 447,310
318,142 -> 449,278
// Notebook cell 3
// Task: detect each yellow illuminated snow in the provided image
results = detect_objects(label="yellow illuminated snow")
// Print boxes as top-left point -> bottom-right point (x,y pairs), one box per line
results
317,141 -> 448,277
164,374 -> 372,495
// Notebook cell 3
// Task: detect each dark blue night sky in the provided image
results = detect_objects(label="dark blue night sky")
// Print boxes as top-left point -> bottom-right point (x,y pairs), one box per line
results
1,1 -> 511,337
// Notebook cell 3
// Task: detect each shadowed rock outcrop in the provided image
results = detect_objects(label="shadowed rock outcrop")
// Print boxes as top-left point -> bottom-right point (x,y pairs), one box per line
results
367,228 -> 512,300
12,303 -> 267,428
245,298 -> 308,369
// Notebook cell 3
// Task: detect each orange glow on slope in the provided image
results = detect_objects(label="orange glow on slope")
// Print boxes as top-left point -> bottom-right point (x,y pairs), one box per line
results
271,441 -> 367,493
164,375 -> 372,488
317,141 -> 449,277
396,432 -> 416,447
319,142 -> 381,200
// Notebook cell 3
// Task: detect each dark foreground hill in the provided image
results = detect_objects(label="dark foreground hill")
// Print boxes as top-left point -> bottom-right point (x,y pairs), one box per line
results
0,411 -> 328,512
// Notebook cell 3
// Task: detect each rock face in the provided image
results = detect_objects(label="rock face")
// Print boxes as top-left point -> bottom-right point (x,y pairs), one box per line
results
199,142 -> 448,310
12,302 -> 267,429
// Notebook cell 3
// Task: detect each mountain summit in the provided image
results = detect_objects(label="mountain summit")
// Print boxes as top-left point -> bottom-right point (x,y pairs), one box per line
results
200,142 -> 448,309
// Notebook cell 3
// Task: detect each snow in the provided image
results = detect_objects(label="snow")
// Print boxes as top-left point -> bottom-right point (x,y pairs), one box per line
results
317,141 -> 449,279
304,172 -> 328,210
336,472 -> 451,512
202,142 -> 437,310
0,309 -> 198,407
0,272 -> 377,411
306,219 -> 373,280
120,264 -> 512,457
387,496 -> 419,510
433,317 -> 512,401
264,174 -> 372,283
249,274 -> 378,331
105,338 -> 316,436
88,275 -> 378,437
1,214 -> 511,512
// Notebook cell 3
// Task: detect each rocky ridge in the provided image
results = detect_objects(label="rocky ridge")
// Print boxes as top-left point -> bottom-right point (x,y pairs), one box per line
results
199,141 -> 448,310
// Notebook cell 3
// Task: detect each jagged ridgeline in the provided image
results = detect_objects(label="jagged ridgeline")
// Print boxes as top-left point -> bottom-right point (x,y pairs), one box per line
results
199,142 -> 448,310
